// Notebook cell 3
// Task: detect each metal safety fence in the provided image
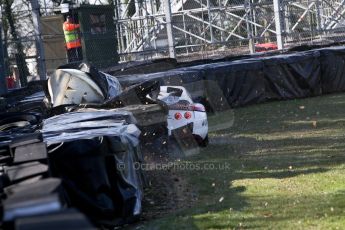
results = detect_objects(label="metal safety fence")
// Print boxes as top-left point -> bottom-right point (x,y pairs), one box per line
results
1,0 -> 345,91
115,0 -> 345,61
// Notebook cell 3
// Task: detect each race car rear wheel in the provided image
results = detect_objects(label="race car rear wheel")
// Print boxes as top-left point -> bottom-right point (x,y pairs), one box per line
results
194,134 -> 208,147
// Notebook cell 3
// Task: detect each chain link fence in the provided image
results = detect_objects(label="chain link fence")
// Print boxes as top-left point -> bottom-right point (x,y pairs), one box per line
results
116,0 -> 345,61
1,0 -> 345,89
1,0 -> 52,89
283,0 -> 345,46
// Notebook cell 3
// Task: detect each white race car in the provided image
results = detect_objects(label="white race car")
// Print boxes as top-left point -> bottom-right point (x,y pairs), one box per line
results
157,86 -> 208,146
47,68 -> 209,148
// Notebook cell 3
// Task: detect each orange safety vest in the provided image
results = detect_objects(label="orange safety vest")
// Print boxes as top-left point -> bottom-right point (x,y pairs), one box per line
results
63,21 -> 82,49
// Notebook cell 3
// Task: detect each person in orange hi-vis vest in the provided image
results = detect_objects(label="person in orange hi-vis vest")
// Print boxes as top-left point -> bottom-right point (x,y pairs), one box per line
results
63,15 -> 83,63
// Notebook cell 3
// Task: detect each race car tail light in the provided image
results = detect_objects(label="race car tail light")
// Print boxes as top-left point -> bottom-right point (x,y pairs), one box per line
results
190,104 -> 205,112
174,112 -> 182,120
184,111 -> 192,119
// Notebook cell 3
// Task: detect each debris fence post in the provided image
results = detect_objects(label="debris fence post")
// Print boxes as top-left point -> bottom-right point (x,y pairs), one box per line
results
164,0 -> 176,59
245,0 -> 255,54
0,24 -> 7,95
207,0 -> 214,43
30,0 -> 47,80
273,0 -> 284,50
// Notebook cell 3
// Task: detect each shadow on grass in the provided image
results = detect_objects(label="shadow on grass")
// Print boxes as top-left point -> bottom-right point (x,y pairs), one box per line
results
213,93 -> 345,136
236,167 -> 328,180
140,93 -> 345,229
169,133 -> 345,229
191,193 -> 345,229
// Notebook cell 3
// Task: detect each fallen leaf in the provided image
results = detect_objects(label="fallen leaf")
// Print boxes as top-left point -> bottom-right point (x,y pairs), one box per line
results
263,212 -> 273,218
312,120 -> 317,128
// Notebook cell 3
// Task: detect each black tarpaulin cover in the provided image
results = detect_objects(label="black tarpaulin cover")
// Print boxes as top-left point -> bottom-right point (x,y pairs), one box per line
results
319,46 -> 345,93
197,60 -> 265,108
262,51 -> 322,100
118,69 -> 204,90
41,111 -> 143,224
116,46 -> 345,109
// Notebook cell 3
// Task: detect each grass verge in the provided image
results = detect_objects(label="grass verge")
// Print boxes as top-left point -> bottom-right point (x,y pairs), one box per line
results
138,93 -> 345,230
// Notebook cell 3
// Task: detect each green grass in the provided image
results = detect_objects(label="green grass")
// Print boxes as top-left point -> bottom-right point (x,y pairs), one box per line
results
139,94 -> 345,230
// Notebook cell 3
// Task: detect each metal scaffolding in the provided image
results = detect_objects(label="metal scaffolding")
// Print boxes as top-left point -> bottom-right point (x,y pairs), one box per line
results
5,0 -> 345,79
114,0 -> 345,61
